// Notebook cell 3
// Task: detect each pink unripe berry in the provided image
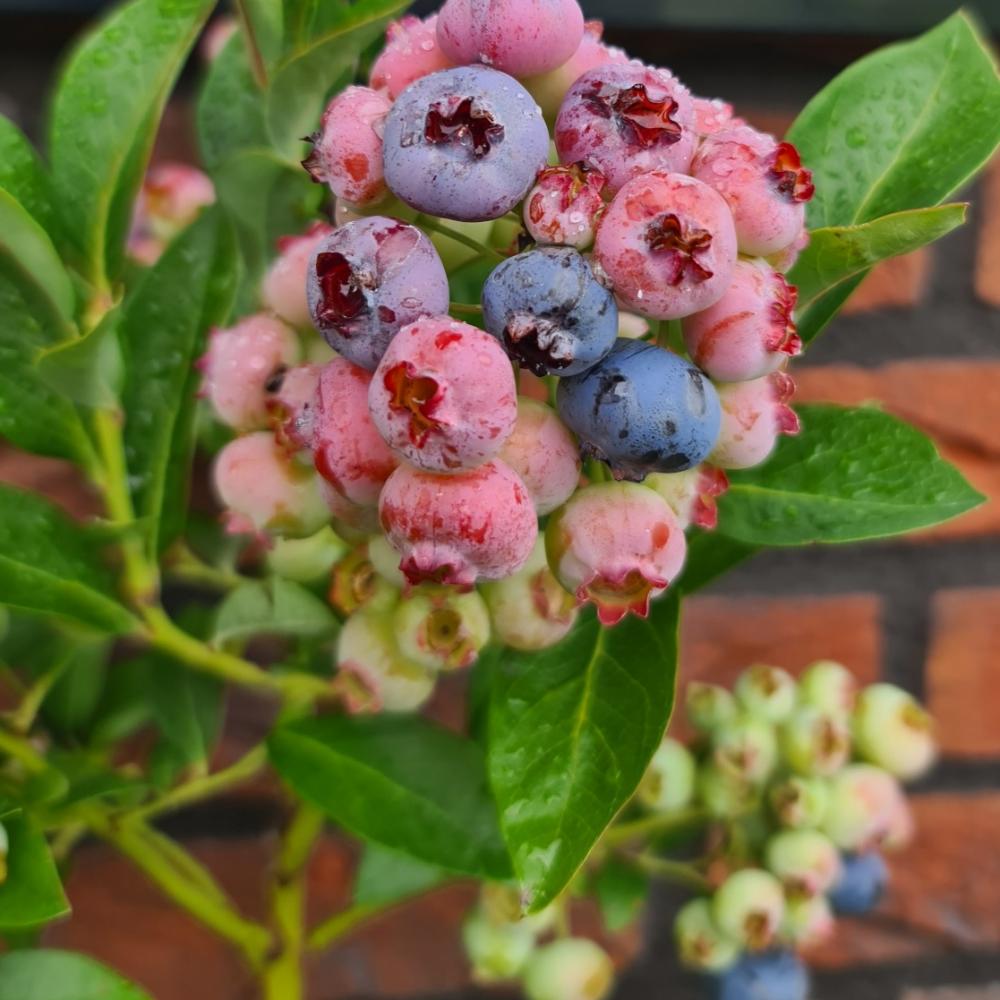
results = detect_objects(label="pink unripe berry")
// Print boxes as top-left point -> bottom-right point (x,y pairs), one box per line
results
303,86 -> 391,207
674,898 -> 739,973
129,162 -> 215,264
545,482 -> 686,625
319,478 -> 381,538
262,223 -> 335,328
765,829 -> 842,898
524,162 -> 606,249
644,465 -> 729,530
711,372 -> 800,470
393,586 -> 491,671
712,868 -> 786,951
370,15 -> 454,100
499,398 -> 581,515
691,96 -> 742,138
691,124 -> 814,257
555,64 -> 697,195
480,539 -> 579,651
852,684 -> 936,781
593,171 -> 738,320
379,460 -> 537,588
213,432 -> 329,539
436,0 -> 585,79
821,764 -> 908,852
682,258 -> 802,382
267,363 -> 322,453
369,317 -> 518,473
199,314 -> 301,432
311,358 -> 398,506
767,224 -> 810,273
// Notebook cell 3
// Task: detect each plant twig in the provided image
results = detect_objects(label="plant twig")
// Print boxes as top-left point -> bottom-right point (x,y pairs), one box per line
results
0,725 -> 47,774
627,851 -> 711,893
306,900 -> 389,953
234,0 -> 268,89
603,808 -> 708,847
164,543 -> 248,593
449,301 -> 484,316
417,217 -> 506,261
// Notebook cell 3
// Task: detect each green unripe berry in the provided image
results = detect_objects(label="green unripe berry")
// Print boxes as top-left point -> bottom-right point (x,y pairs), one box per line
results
852,683 -> 936,781
522,938 -> 615,1000
462,908 -> 536,982
686,682 -> 738,733
734,664 -> 797,723
697,761 -> 755,819
266,526 -> 348,583
712,869 -> 786,951
765,829 -> 842,897
779,706 -> 850,777
713,715 -> 778,784
768,776 -> 830,830
821,764 -> 907,852
638,739 -> 696,813
393,586 -> 491,671
674,898 -> 740,972
799,659 -> 856,718
782,893 -> 834,948
367,533 -> 408,588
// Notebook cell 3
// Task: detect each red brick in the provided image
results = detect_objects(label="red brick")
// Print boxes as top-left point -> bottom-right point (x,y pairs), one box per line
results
676,594 -> 882,739
809,793 -> 1000,967
925,589 -> 1000,758
0,445 -> 102,521
975,156 -> 1000,308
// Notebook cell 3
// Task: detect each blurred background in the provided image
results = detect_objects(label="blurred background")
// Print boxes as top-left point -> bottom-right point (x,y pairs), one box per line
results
1,1 -> 999,999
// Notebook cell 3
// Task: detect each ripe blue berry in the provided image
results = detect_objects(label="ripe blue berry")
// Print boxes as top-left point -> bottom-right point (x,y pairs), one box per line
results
482,247 -> 618,376
382,66 -> 549,221
711,951 -> 809,1000
556,339 -> 721,481
828,852 -> 888,916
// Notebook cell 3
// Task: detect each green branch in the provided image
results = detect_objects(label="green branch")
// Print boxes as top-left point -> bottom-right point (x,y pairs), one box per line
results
417,216 -> 506,261
626,851 -> 711,893
306,900 -> 388,953
603,807 -> 708,847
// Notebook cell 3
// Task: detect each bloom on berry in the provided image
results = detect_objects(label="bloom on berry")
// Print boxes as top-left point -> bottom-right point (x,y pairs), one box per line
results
369,317 -> 518,473
712,715 -> 778,784
480,538 -> 579,651
382,66 -> 549,221
691,124 -> 814,257
555,64 -> 697,194
638,738 -> 696,813
852,683 -> 936,781
482,247 -> 618,377
711,372 -> 800,470
523,163 -> 607,249
262,223 -> 335,328
828,852 -> 889,916
734,664 -> 797,723
593,172 -> 737,320
769,775 -> 830,830
393,586 -> 491,670
644,465 -> 729,530
691,96 -> 742,138
521,938 -> 614,1000
436,0 -> 585,79
303,87 -> 391,207
780,706 -> 851,777
798,659 -> 857,719
712,868 -> 786,951
556,340 -> 722,481
198,314 -> 300,432
546,482 -> 686,625
682,258 -> 802,382
673,898 -> 739,973
765,829 -> 842,898
370,15 -> 454,99
686,681 -> 738,734
307,217 -> 449,371
379,460 -> 537,587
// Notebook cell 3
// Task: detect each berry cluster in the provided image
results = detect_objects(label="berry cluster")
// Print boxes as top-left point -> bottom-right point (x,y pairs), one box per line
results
197,0 -> 813,707
644,663 -> 936,998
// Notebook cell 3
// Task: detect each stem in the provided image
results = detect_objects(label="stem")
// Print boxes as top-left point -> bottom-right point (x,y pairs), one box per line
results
306,901 -> 387,953
234,0 -> 268,89
603,807 -> 708,847
627,852 -> 711,893
448,301 -> 484,316
417,217 -> 506,261
0,726 -> 47,774
164,543 -> 247,593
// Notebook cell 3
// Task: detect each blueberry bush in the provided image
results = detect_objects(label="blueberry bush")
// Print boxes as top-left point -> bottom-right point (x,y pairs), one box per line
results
0,1 -> 997,998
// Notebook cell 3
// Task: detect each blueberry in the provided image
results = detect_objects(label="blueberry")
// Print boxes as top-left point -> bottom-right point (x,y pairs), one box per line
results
828,852 -> 888,916
482,247 -> 618,376
382,66 -> 549,222
556,339 -> 721,480
710,951 -> 809,1000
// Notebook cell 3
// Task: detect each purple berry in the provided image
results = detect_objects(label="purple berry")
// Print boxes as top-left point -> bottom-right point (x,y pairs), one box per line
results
382,66 -> 549,222
482,247 -> 618,376
828,852 -> 889,916
306,217 -> 449,371
711,951 -> 809,1000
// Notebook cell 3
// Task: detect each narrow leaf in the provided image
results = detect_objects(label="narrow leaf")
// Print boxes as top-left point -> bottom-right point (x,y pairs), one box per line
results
0,950 -> 151,1000
353,843 -> 446,906
149,655 -> 224,767
36,306 -> 123,408
0,814 -> 70,929
0,115 -> 61,240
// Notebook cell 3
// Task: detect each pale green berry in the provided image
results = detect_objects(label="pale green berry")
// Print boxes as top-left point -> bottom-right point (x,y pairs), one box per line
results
768,776 -> 830,829
329,544 -> 398,616
779,706 -> 850,777
686,682 -> 738,733
638,739 -> 696,813
852,684 -> 936,781
713,715 -> 778,784
734,664 -> 798,723
393,586 -> 491,672
712,869 -> 786,950
368,533 -> 407,588
821,764 -> 906,852
674,898 -> 740,972
522,939 -> 615,1000
765,829 -> 842,897
266,525 -> 349,583
781,893 -> 834,948
462,908 -> 536,982
799,659 -> 856,718
697,761 -> 755,819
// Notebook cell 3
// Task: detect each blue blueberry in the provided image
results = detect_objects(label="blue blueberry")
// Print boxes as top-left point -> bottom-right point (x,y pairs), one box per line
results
482,247 -> 618,377
556,339 -> 721,481
710,951 -> 810,1000
382,66 -> 549,222
828,852 -> 888,916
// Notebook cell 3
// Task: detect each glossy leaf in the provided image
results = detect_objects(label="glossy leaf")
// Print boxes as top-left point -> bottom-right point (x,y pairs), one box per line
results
791,204 -> 966,341
36,306 -> 123,408
488,596 -> 680,912
269,715 -> 510,879
716,405 -> 984,546
353,842 -> 446,906
119,208 -> 238,557
213,578 -> 338,647
239,0 -> 284,70
0,950 -> 151,1000
790,12 -> 1000,230
0,116 -> 61,241
593,859 -> 648,932
40,641 -> 111,740
149,654 -> 224,766
0,814 -> 70,929
0,485 -> 136,634
48,0 -> 215,282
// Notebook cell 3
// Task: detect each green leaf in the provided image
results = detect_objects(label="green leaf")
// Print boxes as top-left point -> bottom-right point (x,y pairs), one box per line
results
269,715 -> 510,879
48,0 -> 215,282
677,532 -> 757,595
790,12 -> 1000,232
213,578 -> 338,647
239,0 -> 284,69
487,596 -> 680,913
0,814 -> 70,929
119,208 -> 238,557
40,641 -> 111,740
89,657 -> 155,746
353,842 -> 446,906
0,116 -> 61,241
265,0 -> 407,154
0,485 -> 136,634
0,950 -> 151,1000
791,204 -> 967,342
593,858 -> 648,932
716,404 -> 984,546
36,306 -> 123,408
149,654 -> 224,766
